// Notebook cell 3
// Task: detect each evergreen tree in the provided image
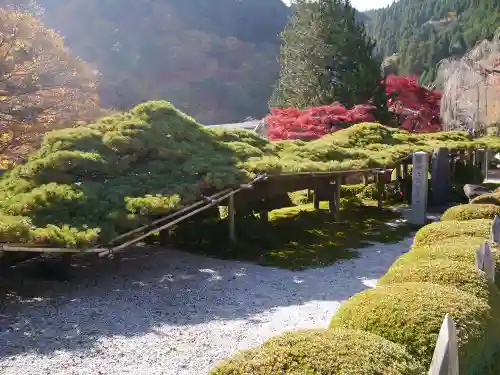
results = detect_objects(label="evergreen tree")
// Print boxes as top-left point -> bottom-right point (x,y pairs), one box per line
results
269,0 -> 324,108
270,0 -> 381,109
317,0 -> 381,108
372,75 -> 392,125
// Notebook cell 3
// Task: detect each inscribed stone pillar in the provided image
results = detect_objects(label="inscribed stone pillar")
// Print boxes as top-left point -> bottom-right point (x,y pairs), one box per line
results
410,151 -> 428,225
430,148 -> 450,205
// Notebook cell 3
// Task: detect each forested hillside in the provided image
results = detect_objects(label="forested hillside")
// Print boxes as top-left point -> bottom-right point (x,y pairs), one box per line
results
7,0 -> 499,123
24,0 -> 290,124
365,0 -> 500,84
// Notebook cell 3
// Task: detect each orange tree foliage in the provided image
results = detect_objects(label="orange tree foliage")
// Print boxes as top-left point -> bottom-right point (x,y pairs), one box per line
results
0,9 -> 101,164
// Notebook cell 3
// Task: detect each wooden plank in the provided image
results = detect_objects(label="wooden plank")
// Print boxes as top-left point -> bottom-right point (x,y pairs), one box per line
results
491,215 -> 500,244
476,241 -> 495,282
428,314 -> 459,375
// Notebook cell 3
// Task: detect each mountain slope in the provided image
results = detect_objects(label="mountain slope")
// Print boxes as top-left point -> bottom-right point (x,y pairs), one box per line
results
365,0 -> 500,83
32,0 -> 291,124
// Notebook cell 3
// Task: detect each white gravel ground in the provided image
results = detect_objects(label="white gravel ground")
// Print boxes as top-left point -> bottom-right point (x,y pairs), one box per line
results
0,237 -> 413,375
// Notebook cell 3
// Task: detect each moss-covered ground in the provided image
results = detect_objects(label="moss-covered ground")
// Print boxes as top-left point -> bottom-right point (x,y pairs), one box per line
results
169,198 -> 416,270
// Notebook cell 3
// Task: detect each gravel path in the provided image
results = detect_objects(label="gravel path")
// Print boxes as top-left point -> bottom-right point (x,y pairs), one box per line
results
0,238 -> 413,375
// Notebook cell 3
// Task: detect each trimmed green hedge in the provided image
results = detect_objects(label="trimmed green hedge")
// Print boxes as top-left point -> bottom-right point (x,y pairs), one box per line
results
400,237 -> 500,289
329,282 -> 500,374
412,219 -> 491,248
209,328 -> 425,375
378,258 -> 496,301
441,204 -> 500,221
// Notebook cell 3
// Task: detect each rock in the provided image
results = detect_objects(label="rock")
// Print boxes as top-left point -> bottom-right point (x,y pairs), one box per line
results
463,184 -> 491,201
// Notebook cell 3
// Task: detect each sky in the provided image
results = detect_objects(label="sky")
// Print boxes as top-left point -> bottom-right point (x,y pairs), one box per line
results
281,0 -> 395,11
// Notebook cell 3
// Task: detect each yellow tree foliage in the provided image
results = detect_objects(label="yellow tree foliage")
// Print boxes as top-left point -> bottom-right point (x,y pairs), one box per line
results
0,8 -> 102,164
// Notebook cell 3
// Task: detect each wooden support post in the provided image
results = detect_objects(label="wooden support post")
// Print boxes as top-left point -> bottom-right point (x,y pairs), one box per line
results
307,188 -> 312,202
228,194 -> 236,243
376,172 -> 384,209
458,149 -> 466,162
362,173 -> 369,185
395,164 -> 401,180
335,176 -> 342,220
476,149 -> 486,178
428,314 -> 459,375
159,229 -> 170,246
260,209 -> 269,223
313,190 -> 320,210
402,162 -> 409,179
57,253 -> 73,280
485,148 -> 490,181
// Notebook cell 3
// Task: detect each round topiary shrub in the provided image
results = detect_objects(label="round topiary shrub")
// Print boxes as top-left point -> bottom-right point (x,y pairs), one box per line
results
378,258 -> 497,301
404,236 -> 500,289
329,282 -> 500,374
441,204 -> 500,221
209,328 -> 425,375
412,219 -> 491,248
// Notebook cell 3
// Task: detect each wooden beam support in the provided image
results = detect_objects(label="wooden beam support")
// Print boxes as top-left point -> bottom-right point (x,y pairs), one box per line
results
335,176 -> 342,221
260,209 -> 269,223
376,172 -> 384,209
228,194 -> 236,243
313,190 -> 320,210
395,164 -> 401,180
362,172 -> 369,185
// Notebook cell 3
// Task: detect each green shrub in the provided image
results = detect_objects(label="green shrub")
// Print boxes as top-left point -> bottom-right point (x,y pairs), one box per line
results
403,236 -> 500,288
288,190 -> 311,205
378,258 -> 497,301
358,183 -> 378,200
330,282 -> 500,374
209,328 -> 425,375
341,183 -> 365,197
441,204 -> 500,221
452,161 -> 485,185
412,219 -> 491,248
471,193 -> 500,206
0,215 -> 34,243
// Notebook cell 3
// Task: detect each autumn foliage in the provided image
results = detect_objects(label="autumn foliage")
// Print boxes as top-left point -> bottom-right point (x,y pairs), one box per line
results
385,75 -> 441,133
266,75 -> 442,141
0,9 -> 102,165
265,104 -> 376,141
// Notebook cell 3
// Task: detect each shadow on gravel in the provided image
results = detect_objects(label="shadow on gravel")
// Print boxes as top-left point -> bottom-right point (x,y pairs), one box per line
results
0,238 -> 412,359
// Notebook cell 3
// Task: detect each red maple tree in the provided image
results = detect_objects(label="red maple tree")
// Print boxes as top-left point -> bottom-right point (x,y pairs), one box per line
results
265,75 -> 441,141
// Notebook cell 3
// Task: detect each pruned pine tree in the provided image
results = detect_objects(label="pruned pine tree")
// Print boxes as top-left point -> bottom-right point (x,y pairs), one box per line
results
270,0 -> 381,110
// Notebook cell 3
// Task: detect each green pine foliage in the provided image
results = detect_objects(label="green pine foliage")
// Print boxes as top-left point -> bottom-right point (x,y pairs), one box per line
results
1,100 -> 500,248
365,0 -> 500,79
270,0 -> 381,109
